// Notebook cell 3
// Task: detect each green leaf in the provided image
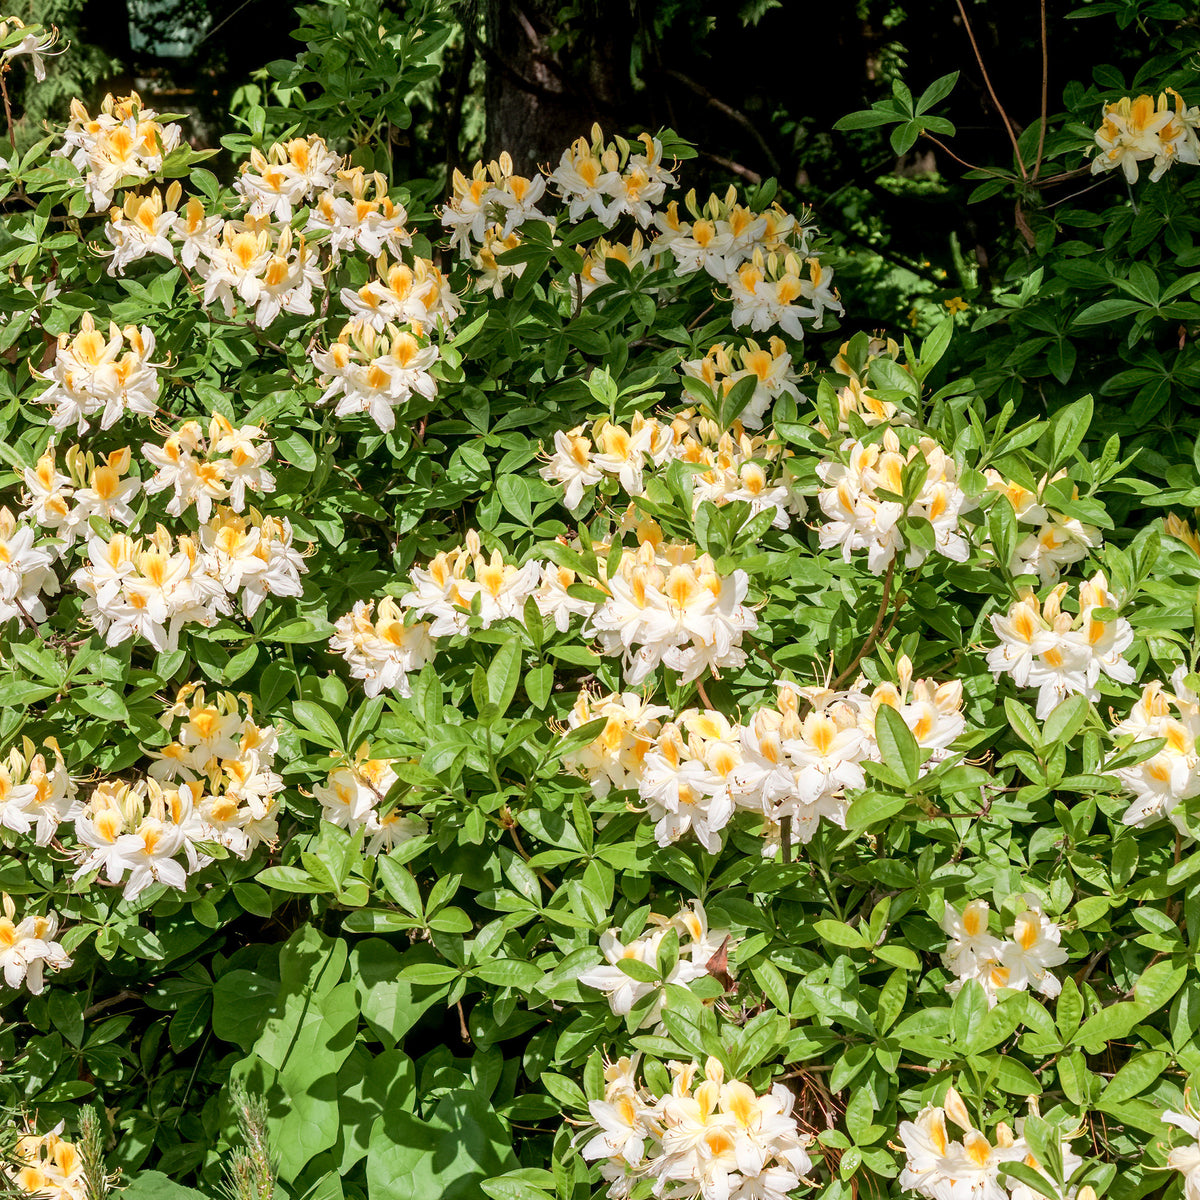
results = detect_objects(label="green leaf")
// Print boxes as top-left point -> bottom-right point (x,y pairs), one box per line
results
486,639 -> 522,718
366,1089 -> 518,1200
874,704 -> 921,785
291,700 -> 345,750
119,1173 -> 211,1200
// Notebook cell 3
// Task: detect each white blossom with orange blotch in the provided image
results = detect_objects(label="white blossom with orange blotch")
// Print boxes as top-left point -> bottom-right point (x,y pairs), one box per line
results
587,536 -> 757,686
578,230 -> 659,300
195,220 -> 321,328
0,895 -> 71,995
654,185 -> 811,285
313,748 -> 427,856
578,901 -> 730,1027
307,166 -> 412,260
148,684 -> 283,858
71,778 -> 207,899
986,573 -> 1135,719
817,429 -> 974,574
103,184 -> 180,275
55,91 -> 182,211
1107,667 -> 1200,833
338,252 -> 459,334
579,1055 -> 813,1200
1090,89 -> 1200,184
548,129 -> 675,229
898,1089 -> 1081,1200
311,321 -> 440,433
0,506 -> 60,624
940,895 -> 1068,1007
235,135 -> 344,220
729,249 -> 842,340
329,597 -> 436,698
8,1122 -> 87,1200
984,469 -> 1103,585
821,336 -> 913,434
442,152 -> 549,253
31,313 -> 161,434
0,738 -> 79,845
681,336 -> 802,429
561,689 -> 672,797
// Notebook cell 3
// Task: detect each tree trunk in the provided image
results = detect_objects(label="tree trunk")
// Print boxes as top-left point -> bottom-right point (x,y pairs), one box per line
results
480,0 -> 634,174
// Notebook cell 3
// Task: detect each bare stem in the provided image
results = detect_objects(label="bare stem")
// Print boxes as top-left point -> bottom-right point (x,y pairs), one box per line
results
954,0 -> 1027,179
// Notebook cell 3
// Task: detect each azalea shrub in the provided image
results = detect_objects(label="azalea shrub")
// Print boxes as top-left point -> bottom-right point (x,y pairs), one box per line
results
4,5 -> 1200,1200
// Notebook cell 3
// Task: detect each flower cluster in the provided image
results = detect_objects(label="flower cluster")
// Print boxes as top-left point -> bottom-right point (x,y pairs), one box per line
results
1090,89 -> 1200,184
473,224 -> 525,296
235,134 -> 344,220
397,530 -> 591,640
23,445 -> 141,550
443,151 -> 549,252
729,250 -> 842,340
899,1088 -> 1080,1200
148,685 -> 283,859
541,411 -> 802,529
821,337 -> 910,433
578,902 -> 729,1027
195,218 -> 322,327
565,659 -> 965,853
330,597 -> 436,698
313,748 -> 427,855
987,573 -> 1134,719
1108,669 -> 1200,833
142,415 -> 276,519
0,506 -> 59,624
72,507 -> 306,650
581,1055 -> 813,1200
940,895 -> 1068,1007
0,738 -> 78,845
655,186 -> 809,283
338,251 -> 459,334
308,166 -> 413,261
578,230 -> 660,300
548,129 -> 675,228
8,1124 -> 86,1200
560,691 -> 672,797
73,778 -> 205,899
984,470 -> 1102,585
817,429 -> 974,574
311,320 -> 440,433
56,91 -> 182,210
588,536 -> 756,685
0,896 -> 71,995
681,336 -> 803,429
31,314 -> 160,434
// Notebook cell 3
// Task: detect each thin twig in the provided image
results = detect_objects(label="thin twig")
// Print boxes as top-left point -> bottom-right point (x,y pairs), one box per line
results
1033,0 -> 1049,180
508,824 -> 557,892
921,132 -> 1001,177
82,989 -> 139,1019
829,559 -> 897,692
0,68 -> 17,156
954,0 -> 1027,179
699,150 -> 761,185
12,596 -> 42,638
664,69 -> 781,176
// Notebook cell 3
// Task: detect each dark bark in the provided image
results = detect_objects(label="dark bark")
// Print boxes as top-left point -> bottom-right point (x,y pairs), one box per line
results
479,0 -> 635,174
